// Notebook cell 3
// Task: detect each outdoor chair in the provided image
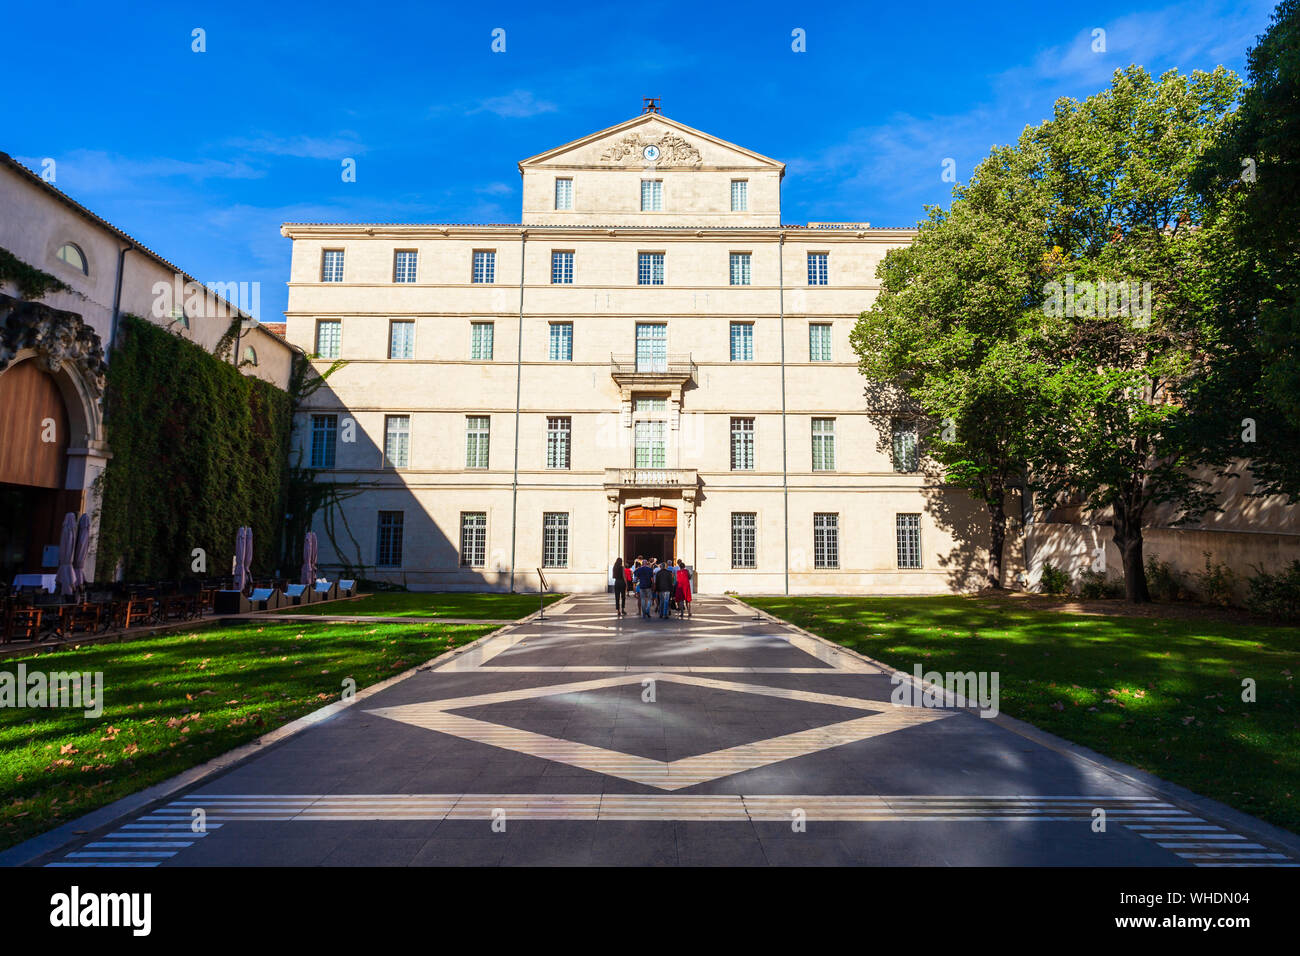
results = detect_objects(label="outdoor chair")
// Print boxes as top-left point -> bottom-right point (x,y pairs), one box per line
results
2,602 -> 43,644
110,596 -> 156,630
61,601 -> 103,637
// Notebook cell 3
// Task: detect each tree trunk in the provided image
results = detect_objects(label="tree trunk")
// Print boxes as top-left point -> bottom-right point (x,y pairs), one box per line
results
1112,505 -> 1150,603
986,496 -> 1006,589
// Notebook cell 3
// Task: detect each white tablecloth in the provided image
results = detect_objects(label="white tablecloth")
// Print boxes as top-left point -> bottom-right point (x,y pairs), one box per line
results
13,573 -> 57,593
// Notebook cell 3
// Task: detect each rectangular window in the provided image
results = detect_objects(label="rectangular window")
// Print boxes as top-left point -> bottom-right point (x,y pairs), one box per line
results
809,323 -> 833,362
641,179 -> 663,212
731,180 -> 748,212
321,250 -> 344,282
896,513 -> 922,569
543,512 -> 569,568
376,511 -> 404,568
551,250 -> 574,284
634,420 -> 666,468
546,416 -> 572,469
315,320 -> 341,358
812,417 -> 836,471
807,252 -> 829,286
471,321 -> 494,360
549,322 -> 573,361
730,252 -> 752,286
729,322 -> 754,361
633,396 -> 666,412
389,320 -> 415,359
554,178 -> 573,211
393,250 -> 418,283
384,414 -> 410,468
638,252 -> 664,286
310,414 -> 337,469
635,323 -> 667,371
460,512 -> 487,568
814,513 -> 839,569
731,513 -> 757,569
892,420 -> 919,472
730,417 -> 754,470
472,250 -> 495,284
466,415 -> 490,469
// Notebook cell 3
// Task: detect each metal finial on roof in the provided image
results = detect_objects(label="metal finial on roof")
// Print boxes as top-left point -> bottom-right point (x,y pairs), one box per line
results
642,97 -> 661,114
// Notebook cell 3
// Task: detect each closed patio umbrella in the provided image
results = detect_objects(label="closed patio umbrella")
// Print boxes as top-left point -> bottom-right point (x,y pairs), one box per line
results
233,527 -> 248,593
242,526 -> 254,593
55,512 -> 77,597
301,531 -> 318,586
72,512 -> 91,590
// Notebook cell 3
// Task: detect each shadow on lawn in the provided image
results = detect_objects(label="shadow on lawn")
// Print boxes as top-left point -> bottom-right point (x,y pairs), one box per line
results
750,595 -> 1300,834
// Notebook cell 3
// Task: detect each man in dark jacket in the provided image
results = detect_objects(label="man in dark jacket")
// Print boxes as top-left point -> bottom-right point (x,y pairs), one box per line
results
633,559 -> 656,618
654,562 -> 675,619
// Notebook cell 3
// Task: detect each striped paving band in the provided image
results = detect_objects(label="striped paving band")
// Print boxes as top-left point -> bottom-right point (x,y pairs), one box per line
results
48,795 -> 1296,868
151,793 -> 1208,822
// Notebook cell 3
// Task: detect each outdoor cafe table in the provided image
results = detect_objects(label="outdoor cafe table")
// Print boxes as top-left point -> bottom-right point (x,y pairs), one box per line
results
12,573 -> 57,593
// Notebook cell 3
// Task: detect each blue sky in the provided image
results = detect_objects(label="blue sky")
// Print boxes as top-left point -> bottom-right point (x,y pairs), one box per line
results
2,0 -> 1277,321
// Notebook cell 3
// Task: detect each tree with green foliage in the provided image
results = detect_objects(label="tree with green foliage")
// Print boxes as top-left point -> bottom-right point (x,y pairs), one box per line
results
1019,66 -> 1242,602
1186,0 -> 1300,501
851,143 -> 1048,589
855,65 -> 1242,602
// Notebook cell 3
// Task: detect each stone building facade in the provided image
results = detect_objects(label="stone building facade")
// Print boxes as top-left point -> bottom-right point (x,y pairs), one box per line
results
282,113 -> 999,593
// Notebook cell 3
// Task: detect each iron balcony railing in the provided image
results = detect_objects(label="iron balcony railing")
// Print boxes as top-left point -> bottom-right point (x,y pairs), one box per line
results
609,353 -> 697,379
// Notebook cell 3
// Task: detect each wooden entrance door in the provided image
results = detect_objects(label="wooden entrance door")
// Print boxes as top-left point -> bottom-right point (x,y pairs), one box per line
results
624,505 -> 677,563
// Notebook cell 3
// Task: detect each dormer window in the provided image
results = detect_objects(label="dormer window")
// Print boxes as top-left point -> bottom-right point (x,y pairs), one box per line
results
56,242 -> 88,275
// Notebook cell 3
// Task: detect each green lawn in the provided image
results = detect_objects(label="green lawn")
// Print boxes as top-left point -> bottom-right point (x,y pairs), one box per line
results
744,594 -> 1300,834
280,591 -> 564,619
0,617 -> 497,853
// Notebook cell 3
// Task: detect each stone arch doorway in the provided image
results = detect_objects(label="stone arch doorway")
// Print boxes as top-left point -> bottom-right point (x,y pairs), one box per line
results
0,298 -> 110,582
0,357 -> 80,579
624,504 -> 677,564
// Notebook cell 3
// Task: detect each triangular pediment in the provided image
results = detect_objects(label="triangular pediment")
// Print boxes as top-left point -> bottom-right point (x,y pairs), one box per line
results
518,114 -> 785,174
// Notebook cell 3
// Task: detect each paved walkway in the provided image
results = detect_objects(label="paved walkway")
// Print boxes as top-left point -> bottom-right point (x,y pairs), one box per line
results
36,594 -> 1299,867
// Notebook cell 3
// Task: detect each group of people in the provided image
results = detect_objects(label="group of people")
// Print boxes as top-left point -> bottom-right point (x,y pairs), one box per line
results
610,556 -> 693,619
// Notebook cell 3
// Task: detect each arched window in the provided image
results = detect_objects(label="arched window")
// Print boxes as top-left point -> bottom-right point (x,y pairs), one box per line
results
55,243 -> 88,275
242,345 -> 258,366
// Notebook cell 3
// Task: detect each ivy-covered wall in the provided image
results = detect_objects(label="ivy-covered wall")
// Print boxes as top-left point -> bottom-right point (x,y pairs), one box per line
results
95,314 -> 291,581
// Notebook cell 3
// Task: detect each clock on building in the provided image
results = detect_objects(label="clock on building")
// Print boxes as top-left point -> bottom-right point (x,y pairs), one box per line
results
642,144 -> 661,162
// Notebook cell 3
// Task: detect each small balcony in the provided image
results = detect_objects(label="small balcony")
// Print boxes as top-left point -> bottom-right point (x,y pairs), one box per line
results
604,468 -> 699,490
610,353 -> 696,389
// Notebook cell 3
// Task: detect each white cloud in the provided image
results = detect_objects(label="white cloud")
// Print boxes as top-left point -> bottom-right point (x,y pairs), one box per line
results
475,89 -> 558,118
227,133 -> 370,159
14,149 -> 265,194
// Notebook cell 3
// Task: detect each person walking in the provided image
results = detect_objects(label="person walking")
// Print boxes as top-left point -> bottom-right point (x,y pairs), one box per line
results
655,560 -> 675,619
633,558 -> 655,619
648,557 -> 659,616
612,557 -> 626,616
674,558 -> 693,619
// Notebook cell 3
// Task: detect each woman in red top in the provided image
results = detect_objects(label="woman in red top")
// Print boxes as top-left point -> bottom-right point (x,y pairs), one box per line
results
674,558 -> 693,618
